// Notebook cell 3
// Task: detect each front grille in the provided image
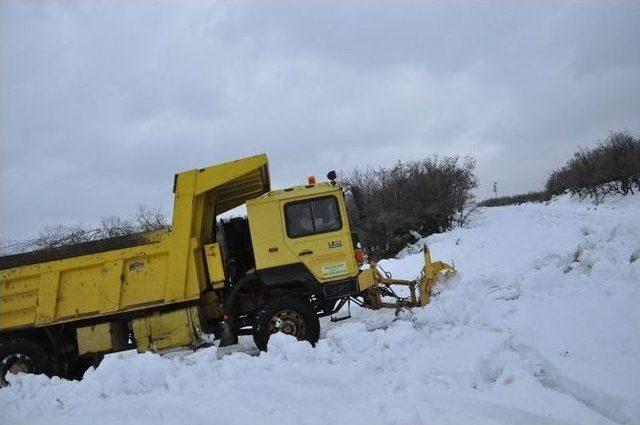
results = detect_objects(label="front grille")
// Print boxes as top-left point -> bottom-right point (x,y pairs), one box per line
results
322,279 -> 357,299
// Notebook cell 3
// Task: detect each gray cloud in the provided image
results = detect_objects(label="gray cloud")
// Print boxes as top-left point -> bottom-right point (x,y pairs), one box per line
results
1,1 -> 639,239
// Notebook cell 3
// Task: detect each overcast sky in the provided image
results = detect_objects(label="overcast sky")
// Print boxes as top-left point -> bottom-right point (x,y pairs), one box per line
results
1,1 -> 639,240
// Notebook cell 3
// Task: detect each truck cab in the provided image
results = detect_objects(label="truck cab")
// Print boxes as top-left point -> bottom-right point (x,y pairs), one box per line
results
207,175 -> 363,349
247,182 -> 359,298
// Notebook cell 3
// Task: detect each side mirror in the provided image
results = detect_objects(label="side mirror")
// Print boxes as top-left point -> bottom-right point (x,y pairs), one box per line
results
327,170 -> 337,182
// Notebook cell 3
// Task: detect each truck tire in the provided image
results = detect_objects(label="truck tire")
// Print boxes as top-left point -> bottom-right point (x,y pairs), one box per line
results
66,355 -> 103,380
0,338 -> 51,386
253,296 -> 320,351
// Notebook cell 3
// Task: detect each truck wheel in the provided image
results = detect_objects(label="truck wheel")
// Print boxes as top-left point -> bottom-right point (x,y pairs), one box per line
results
66,355 -> 103,380
0,338 -> 51,386
253,296 -> 320,351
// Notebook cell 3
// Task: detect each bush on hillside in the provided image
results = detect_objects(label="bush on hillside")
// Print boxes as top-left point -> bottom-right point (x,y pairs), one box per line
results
342,156 -> 477,260
546,131 -> 640,202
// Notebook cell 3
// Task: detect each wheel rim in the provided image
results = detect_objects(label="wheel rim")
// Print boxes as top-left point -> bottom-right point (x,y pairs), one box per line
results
1,354 -> 35,385
268,309 -> 306,339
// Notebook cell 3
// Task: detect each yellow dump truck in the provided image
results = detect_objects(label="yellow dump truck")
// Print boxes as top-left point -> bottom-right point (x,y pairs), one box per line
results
0,154 -> 454,384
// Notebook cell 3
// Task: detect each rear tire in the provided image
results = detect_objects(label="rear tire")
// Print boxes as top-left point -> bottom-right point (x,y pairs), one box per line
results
0,338 -> 51,386
253,296 -> 320,351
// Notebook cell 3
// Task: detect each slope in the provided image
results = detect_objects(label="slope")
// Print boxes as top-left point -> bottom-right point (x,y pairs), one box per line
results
1,194 -> 638,425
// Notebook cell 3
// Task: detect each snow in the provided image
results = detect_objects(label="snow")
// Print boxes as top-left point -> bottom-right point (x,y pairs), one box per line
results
2,194 -> 639,425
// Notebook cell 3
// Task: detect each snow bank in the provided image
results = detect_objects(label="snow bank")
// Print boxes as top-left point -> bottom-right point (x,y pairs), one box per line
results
2,194 -> 639,425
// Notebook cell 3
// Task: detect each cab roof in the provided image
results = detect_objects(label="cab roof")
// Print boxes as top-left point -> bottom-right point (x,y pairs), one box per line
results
248,181 -> 341,204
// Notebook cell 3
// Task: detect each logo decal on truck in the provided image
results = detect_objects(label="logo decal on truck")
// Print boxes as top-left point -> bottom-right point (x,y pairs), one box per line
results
328,240 -> 342,249
321,262 -> 347,277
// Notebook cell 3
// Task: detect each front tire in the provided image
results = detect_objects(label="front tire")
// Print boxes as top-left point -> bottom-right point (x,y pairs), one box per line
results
66,355 -> 103,380
253,296 -> 320,351
0,338 -> 51,386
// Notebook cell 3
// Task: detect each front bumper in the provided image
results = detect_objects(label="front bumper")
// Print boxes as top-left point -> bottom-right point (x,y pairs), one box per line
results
322,279 -> 358,299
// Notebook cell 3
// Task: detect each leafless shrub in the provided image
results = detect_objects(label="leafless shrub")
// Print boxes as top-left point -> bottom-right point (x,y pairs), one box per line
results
0,238 -> 34,256
454,201 -> 479,227
546,131 -> 640,203
99,215 -> 136,238
342,155 -> 478,260
2,205 -> 168,254
32,224 -> 97,250
134,205 -> 167,232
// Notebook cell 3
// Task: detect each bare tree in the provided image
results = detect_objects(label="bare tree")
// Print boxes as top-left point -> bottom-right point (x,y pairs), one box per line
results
134,205 -> 168,232
2,204 -> 169,256
99,215 -> 136,238
33,224 -> 96,250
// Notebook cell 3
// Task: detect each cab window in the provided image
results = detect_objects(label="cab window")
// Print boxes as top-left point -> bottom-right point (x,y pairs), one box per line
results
285,196 -> 342,238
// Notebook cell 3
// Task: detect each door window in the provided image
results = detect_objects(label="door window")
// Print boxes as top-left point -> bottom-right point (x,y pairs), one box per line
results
285,196 -> 342,238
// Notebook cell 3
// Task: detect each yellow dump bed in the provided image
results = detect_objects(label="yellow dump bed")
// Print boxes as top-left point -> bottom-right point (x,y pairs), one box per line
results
0,154 -> 270,331
0,231 -> 190,330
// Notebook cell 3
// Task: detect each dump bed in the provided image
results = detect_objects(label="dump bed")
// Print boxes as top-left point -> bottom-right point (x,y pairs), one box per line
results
0,154 -> 270,332
0,230 -> 201,330
0,231 -> 161,270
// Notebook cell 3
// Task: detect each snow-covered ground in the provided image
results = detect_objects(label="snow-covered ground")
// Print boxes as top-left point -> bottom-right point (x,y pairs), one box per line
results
2,194 -> 639,425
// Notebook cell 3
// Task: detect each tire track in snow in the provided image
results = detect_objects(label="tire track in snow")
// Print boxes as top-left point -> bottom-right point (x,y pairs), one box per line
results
424,393 -> 584,425
506,336 -> 640,425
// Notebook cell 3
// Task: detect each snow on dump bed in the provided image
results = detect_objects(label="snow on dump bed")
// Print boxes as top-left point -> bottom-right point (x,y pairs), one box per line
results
2,194 -> 639,425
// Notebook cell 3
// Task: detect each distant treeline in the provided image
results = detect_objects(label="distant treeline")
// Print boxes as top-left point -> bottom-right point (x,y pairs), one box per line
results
0,205 -> 167,256
481,131 -> 640,207
478,191 -> 551,207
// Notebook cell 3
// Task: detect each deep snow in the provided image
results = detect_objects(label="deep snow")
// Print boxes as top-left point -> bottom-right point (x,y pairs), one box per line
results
1,194 -> 639,425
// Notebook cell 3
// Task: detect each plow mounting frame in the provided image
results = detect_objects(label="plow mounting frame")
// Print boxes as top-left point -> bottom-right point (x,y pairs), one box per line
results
357,246 -> 456,312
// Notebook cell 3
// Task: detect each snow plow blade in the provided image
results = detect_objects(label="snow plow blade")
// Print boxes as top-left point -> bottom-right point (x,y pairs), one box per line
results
358,246 -> 455,311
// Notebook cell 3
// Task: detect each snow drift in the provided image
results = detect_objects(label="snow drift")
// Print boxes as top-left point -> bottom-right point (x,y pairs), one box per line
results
2,194 -> 639,425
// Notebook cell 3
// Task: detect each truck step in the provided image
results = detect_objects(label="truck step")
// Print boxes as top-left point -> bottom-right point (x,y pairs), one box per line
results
330,313 -> 352,322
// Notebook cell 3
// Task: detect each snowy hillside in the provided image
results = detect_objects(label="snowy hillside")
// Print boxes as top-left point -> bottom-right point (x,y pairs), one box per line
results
2,194 -> 639,425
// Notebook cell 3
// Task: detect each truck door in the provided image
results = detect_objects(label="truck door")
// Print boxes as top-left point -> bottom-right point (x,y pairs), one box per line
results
281,195 -> 358,283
